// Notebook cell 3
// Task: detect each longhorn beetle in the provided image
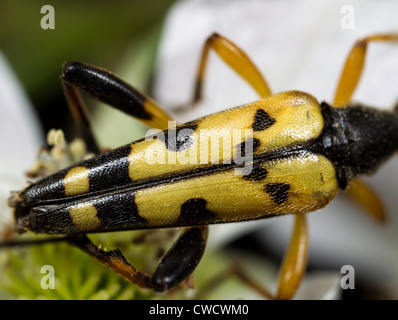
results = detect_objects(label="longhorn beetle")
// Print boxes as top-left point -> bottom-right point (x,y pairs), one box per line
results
2,32 -> 398,299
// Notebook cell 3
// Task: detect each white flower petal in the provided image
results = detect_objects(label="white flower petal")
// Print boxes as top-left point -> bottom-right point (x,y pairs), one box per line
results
0,52 -> 43,228
295,272 -> 342,300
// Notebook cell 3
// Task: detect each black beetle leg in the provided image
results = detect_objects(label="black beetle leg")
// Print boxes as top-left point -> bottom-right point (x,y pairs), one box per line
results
67,226 -> 208,292
62,61 -> 173,136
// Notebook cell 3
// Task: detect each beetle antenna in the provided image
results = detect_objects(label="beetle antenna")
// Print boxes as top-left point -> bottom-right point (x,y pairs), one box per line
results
0,236 -> 68,248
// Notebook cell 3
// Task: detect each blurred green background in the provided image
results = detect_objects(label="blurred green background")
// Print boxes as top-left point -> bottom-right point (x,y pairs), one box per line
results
0,0 -> 177,145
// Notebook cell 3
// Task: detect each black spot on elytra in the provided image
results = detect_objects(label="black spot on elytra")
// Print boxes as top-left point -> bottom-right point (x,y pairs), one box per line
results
252,109 -> 276,131
242,165 -> 268,181
95,192 -> 149,230
87,144 -> 132,191
177,198 -> 216,225
28,205 -> 75,234
238,137 -> 261,158
160,122 -> 198,152
265,183 -> 290,204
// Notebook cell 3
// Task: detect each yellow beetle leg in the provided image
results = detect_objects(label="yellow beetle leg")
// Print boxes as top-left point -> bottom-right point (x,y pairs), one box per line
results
193,32 -> 272,104
346,178 -> 386,222
231,214 -> 308,300
276,214 -> 309,300
333,34 -> 396,221
334,34 -> 398,107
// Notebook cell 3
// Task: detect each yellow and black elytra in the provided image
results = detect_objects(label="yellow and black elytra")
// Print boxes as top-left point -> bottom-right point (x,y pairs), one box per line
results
4,32 -> 398,298
15,90 -> 341,234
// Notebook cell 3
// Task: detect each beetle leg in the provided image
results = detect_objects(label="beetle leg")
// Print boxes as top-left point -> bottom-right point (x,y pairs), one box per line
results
275,214 -> 309,299
151,226 -> 208,292
62,81 -> 101,154
232,214 -> 308,300
333,34 -> 398,221
67,226 -> 208,292
334,33 -> 398,107
62,61 -> 173,131
343,178 -> 386,221
0,234 -> 153,288
66,234 -> 153,289
192,32 -> 271,105
345,179 -> 386,222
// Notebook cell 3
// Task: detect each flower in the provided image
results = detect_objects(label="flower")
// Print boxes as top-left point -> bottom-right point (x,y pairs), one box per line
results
0,52 -> 43,232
